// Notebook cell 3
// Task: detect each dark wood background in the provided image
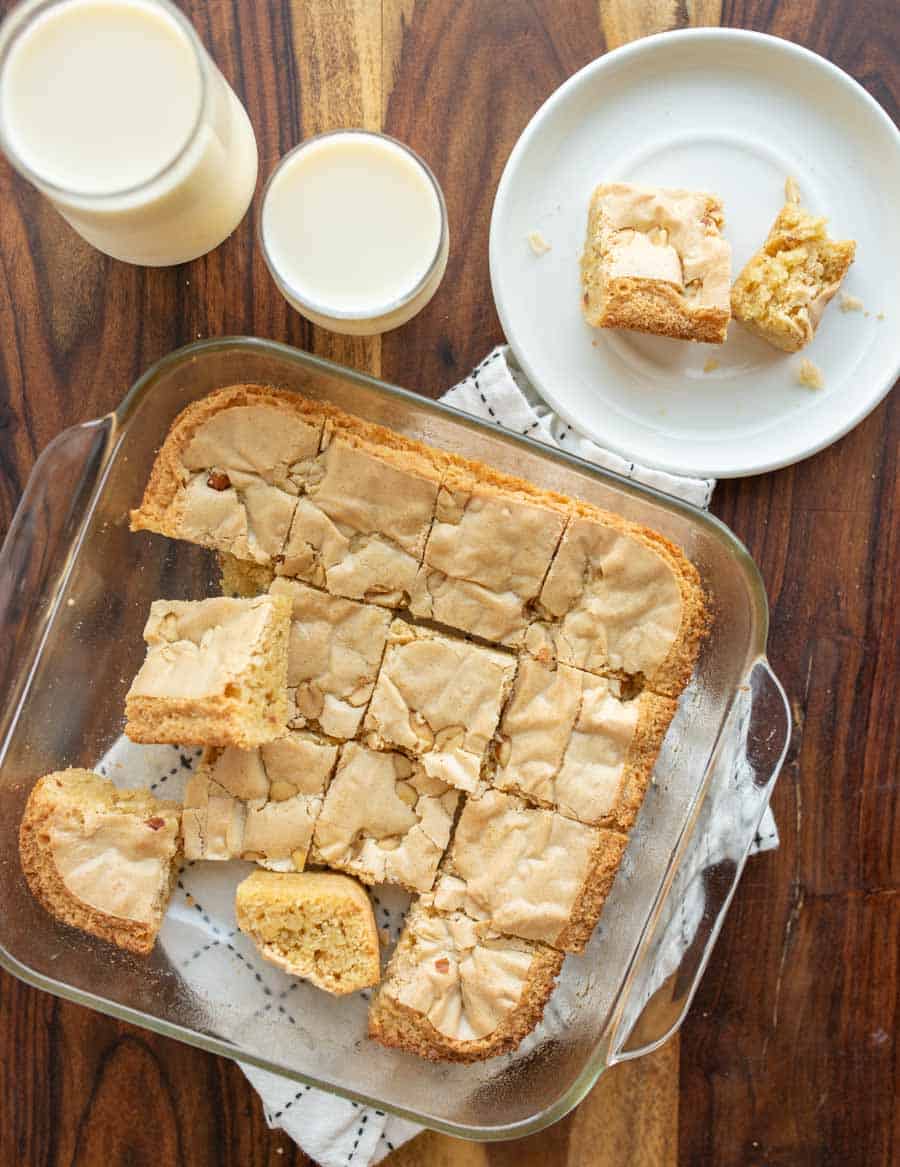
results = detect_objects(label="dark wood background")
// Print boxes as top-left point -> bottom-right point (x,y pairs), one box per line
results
0,1 -> 897,1165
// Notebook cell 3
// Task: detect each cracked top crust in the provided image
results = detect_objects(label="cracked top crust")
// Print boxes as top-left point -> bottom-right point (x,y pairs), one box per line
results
278,423 -> 442,607
182,731 -> 338,868
130,385 -> 326,565
585,183 -> 731,310
435,788 -> 610,947
127,595 -> 290,702
311,741 -> 458,892
379,899 -> 547,1042
493,657 -> 674,827
528,511 -> 689,691
269,577 -> 391,740
409,469 -> 568,645
362,620 -> 518,791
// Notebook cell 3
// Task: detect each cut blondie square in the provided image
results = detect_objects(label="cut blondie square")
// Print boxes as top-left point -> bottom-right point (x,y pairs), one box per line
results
269,578 -> 391,740
362,619 -> 517,792
527,503 -> 706,698
278,418 -> 442,607
493,656 -> 676,830
409,465 -> 569,646
236,870 -> 380,994
731,179 -> 856,352
182,731 -> 339,869
130,384 -> 327,566
19,769 -> 181,956
124,594 -> 292,749
435,788 -> 627,953
311,742 -> 459,893
581,183 -> 732,343
368,898 -> 564,1062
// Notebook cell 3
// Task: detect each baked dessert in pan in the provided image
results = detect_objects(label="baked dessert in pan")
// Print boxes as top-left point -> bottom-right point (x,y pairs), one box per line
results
22,382 -> 707,1060
19,770 -> 181,956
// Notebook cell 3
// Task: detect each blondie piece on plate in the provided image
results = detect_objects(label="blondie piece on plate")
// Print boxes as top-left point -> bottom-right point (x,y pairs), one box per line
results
526,503 -> 705,698
130,384 -> 327,566
182,731 -> 339,869
435,788 -> 627,953
269,578 -> 391,740
731,180 -> 856,352
492,657 -> 676,829
19,769 -> 181,956
124,594 -> 292,749
362,619 -> 518,792
408,464 -> 569,646
236,870 -> 380,994
311,742 -> 458,893
581,183 -> 732,344
368,898 -> 564,1062
278,418 -> 442,607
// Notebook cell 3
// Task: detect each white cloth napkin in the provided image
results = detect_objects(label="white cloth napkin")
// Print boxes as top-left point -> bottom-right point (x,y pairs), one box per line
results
116,347 -> 778,1167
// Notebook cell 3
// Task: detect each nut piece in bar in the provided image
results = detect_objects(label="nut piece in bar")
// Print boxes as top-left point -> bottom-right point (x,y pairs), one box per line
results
409,468 -> 568,646
279,421 -> 441,607
731,180 -> 856,352
435,788 -> 627,953
182,731 -> 339,869
269,577 -> 391,740
311,742 -> 458,893
236,870 -> 380,994
19,769 -> 181,956
493,657 -> 676,829
124,595 -> 292,749
130,384 -> 327,566
527,505 -> 705,698
362,619 -> 517,791
368,897 -> 564,1061
581,183 -> 732,344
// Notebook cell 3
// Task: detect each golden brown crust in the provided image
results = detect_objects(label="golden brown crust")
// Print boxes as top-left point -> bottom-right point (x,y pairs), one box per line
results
367,927 -> 563,1062
555,827 -> 628,953
611,693 -> 678,831
19,770 -> 182,957
130,384 -> 332,537
598,277 -> 729,344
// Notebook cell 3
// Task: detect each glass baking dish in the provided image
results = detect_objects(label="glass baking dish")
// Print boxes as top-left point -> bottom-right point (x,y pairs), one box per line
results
0,337 -> 790,1140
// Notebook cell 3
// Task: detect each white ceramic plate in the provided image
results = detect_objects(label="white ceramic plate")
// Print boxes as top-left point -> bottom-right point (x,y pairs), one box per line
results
490,29 -> 900,478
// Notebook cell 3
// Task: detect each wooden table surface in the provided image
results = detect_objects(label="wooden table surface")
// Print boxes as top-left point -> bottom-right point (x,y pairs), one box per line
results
1,1 -> 897,1164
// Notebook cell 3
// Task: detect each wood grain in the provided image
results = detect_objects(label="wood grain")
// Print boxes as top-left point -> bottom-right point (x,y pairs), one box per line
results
0,2 -> 897,1167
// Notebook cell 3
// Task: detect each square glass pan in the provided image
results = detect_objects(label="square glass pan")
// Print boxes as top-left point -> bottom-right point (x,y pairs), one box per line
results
0,337 -> 789,1140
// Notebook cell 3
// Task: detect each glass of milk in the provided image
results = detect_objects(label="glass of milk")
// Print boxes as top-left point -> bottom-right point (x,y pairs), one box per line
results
0,0 -> 258,265
260,131 -> 449,335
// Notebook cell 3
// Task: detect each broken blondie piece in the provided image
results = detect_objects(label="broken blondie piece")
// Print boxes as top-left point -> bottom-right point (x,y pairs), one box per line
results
130,384 -> 327,565
182,731 -> 339,869
435,788 -> 627,953
581,183 -> 732,344
731,180 -> 856,352
236,870 -> 380,994
493,657 -> 676,829
278,419 -> 442,607
311,742 -> 458,893
124,594 -> 292,749
362,619 -> 517,791
19,769 -> 181,956
409,465 -> 568,646
269,577 -> 391,740
527,503 -> 705,698
368,897 -> 563,1061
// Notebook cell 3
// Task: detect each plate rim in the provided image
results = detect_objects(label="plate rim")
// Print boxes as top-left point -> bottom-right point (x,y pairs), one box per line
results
489,27 -> 900,479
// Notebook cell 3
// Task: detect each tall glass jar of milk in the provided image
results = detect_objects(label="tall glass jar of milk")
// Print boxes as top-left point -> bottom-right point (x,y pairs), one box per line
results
0,0 -> 258,265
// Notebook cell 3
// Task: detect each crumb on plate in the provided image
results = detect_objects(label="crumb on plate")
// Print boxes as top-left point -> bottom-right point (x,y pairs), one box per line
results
527,230 -> 551,256
797,358 -> 825,390
703,357 -> 720,373
839,293 -> 865,313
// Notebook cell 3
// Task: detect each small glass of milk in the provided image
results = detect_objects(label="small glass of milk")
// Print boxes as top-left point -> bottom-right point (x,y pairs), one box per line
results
0,0 -> 258,266
260,131 -> 449,335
